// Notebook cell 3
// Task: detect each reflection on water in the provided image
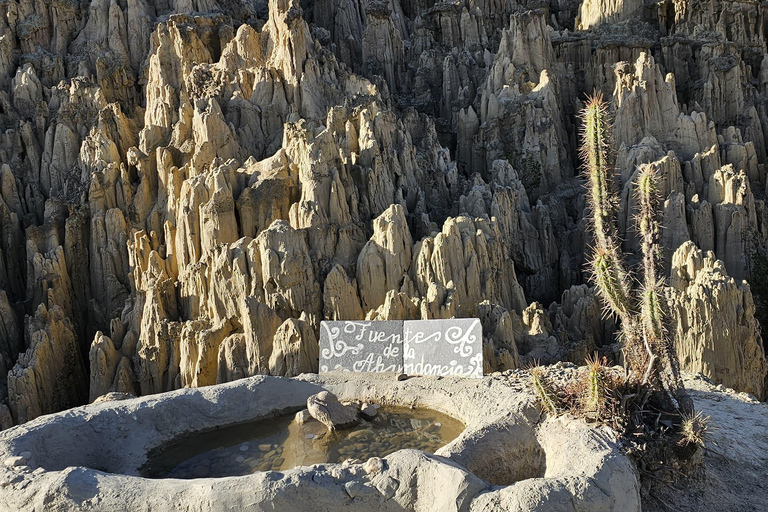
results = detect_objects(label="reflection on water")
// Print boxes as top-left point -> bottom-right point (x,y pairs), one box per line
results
142,406 -> 464,479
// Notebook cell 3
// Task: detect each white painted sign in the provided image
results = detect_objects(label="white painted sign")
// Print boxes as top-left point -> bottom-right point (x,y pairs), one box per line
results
319,319 -> 483,378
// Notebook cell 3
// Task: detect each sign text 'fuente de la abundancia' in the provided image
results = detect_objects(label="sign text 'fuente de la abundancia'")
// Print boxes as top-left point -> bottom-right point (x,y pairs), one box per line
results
319,319 -> 483,378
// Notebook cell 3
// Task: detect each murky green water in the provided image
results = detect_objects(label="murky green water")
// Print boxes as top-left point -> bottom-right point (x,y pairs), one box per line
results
142,406 -> 464,479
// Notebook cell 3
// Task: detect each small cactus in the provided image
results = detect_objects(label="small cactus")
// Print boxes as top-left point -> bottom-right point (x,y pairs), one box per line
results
678,410 -> 711,447
582,354 -> 606,420
529,364 -> 559,415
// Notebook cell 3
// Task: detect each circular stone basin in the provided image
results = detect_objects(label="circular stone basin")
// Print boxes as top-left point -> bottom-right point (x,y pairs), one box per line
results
143,406 -> 464,478
0,373 -> 642,511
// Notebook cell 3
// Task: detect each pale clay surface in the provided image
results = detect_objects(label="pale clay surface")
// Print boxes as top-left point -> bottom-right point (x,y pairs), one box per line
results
0,373 -> 640,512
643,375 -> 768,511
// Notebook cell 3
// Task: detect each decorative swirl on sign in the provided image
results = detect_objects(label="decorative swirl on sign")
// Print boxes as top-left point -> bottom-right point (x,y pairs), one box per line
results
344,321 -> 371,336
463,352 -> 483,378
444,319 -> 480,358
321,322 -> 364,359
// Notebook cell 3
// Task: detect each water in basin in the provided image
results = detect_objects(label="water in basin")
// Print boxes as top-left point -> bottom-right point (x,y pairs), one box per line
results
143,406 -> 464,479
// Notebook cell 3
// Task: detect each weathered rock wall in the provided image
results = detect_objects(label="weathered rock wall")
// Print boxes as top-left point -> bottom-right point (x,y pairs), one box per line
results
0,0 -> 766,427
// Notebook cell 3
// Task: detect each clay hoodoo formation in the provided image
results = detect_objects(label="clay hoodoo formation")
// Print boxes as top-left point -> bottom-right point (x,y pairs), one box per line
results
0,0 -> 766,427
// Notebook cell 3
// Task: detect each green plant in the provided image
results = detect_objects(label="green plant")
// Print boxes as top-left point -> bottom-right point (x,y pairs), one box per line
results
579,93 -> 692,414
505,148 -> 543,191
581,354 -> 607,420
528,363 -> 559,415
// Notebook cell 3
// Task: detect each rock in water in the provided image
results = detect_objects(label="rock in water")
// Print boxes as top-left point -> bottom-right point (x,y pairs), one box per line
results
360,403 -> 378,419
294,409 -> 311,424
307,391 -> 359,430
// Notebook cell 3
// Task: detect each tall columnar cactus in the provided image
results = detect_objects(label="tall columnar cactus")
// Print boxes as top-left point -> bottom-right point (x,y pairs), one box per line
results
580,94 -> 691,412
636,164 -> 690,408
579,94 -> 638,368
580,94 -> 618,252
636,164 -> 664,381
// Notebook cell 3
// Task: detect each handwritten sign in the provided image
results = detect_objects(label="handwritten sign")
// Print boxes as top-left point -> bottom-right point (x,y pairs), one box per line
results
403,319 -> 483,378
319,319 -> 483,378
319,321 -> 404,373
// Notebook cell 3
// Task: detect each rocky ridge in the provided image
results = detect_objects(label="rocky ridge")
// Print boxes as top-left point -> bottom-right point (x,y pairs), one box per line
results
0,0 -> 766,427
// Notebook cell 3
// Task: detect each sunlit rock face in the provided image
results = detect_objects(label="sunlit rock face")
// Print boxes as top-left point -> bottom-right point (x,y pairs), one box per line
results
0,0 -> 766,427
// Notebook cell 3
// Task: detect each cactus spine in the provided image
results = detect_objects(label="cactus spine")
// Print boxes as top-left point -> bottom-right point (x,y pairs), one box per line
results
582,355 -> 606,420
580,95 -> 691,412
530,365 -> 559,415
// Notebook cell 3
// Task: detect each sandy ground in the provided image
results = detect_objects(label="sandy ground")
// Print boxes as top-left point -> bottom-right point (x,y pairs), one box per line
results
642,374 -> 768,511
